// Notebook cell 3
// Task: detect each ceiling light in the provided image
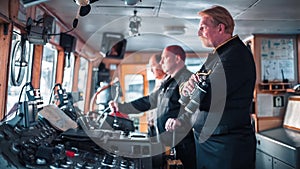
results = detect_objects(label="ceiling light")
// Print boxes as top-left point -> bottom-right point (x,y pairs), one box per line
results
164,26 -> 186,35
129,10 -> 142,36
125,0 -> 140,5
75,0 -> 90,6
21,0 -> 49,8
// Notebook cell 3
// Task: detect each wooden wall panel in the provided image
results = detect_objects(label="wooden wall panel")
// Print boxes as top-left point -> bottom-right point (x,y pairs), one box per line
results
0,0 -> 9,19
0,23 -> 12,119
297,35 -> 300,83
31,45 -> 43,88
84,61 -> 93,113
55,50 -> 65,84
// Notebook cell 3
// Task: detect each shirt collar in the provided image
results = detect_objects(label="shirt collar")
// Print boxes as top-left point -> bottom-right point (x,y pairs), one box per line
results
213,35 -> 238,54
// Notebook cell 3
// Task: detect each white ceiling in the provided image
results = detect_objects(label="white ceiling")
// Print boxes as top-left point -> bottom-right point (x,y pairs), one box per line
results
41,0 -> 300,55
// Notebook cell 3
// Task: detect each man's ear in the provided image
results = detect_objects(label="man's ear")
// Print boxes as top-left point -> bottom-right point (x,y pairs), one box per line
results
175,54 -> 181,63
219,23 -> 225,33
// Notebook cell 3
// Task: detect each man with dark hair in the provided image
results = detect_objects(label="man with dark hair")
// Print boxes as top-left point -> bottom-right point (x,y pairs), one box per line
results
109,45 -> 196,169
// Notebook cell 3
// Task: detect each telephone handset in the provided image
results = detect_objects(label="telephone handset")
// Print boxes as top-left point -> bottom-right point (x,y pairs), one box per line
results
293,84 -> 300,92
52,83 -> 78,121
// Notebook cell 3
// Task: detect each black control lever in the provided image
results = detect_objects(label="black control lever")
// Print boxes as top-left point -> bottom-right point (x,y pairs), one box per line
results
112,83 -> 120,130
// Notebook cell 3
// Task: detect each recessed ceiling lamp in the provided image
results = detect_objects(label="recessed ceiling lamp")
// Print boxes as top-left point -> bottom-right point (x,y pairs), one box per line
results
125,0 -> 142,5
164,26 -> 186,35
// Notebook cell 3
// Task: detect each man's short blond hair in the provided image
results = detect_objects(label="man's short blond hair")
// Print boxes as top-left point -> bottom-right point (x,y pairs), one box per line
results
199,5 -> 235,34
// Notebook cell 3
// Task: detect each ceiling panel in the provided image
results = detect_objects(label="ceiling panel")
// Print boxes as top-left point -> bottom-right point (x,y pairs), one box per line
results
88,0 -> 161,16
42,0 -> 300,57
236,0 -> 300,20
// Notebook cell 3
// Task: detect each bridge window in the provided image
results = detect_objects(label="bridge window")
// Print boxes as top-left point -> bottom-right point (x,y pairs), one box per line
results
6,29 -> 33,114
124,74 -> 144,102
62,52 -> 75,92
40,43 -> 57,104
76,57 -> 88,111
185,57 -> 206,73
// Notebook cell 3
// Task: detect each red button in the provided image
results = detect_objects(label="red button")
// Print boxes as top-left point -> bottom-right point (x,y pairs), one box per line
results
65,150 -> 75,157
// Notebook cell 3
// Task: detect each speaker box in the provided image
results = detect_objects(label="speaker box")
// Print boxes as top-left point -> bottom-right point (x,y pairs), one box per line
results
60,33 -> 77,53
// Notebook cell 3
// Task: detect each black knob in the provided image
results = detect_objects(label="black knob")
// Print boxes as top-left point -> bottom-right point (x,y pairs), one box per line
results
0,131 -> 5,141
10,142 -> 21,154
36,158 -> 47,165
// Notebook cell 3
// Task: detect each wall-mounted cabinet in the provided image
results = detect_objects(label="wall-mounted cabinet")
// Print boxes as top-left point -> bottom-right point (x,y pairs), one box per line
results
251,34 -> 299,132
259,82 -> 292,93
255,96 -> 300,169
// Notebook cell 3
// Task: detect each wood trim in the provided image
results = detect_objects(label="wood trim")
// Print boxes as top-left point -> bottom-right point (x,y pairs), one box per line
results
297,35 -> 300,83
31,45 -> 43,88
72,54 -> 80,92
283,125 -> 300,132
288,96 -> 300,101
84,61 -> 93,113
55,50 -> 65,84
119,63 -> 149,133
256,117 -> 283,132
8,0 -> 19,24
120,63 -> 148,101
0,12 -> 10,23
0,22 -> 13,119
0,0 -> 9,19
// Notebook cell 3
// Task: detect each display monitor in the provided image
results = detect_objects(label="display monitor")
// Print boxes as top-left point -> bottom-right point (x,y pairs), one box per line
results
100,32 -> 127,59
105,39 -> 127,59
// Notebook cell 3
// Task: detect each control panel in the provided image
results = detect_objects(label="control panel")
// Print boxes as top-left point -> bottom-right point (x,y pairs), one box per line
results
0,117 -> 153,169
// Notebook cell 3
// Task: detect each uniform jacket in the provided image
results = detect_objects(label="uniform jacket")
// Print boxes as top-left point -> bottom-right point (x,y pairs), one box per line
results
178,35 -> 257,169
118,66 -> 194,146
179,35 -> 256,135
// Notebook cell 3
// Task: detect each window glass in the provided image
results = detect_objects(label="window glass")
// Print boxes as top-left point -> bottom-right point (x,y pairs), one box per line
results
6,29 -> 33,115
146,64 -> 156,93
40,43 -> 57,105
185,57 -> 206,73
76,57 -> 88,111
62,53 -> 75,92
124,74 -> 144,102
124,74 -> 144,130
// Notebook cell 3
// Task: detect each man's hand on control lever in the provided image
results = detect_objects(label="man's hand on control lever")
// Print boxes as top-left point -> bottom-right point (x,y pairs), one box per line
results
148,118 -> 155,127
165,118 -> 182,132
108,101 -> 119,113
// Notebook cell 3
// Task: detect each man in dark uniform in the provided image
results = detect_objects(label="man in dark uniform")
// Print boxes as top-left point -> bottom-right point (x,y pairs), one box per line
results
109,45 -> 196,169
165,5 -> 256,169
